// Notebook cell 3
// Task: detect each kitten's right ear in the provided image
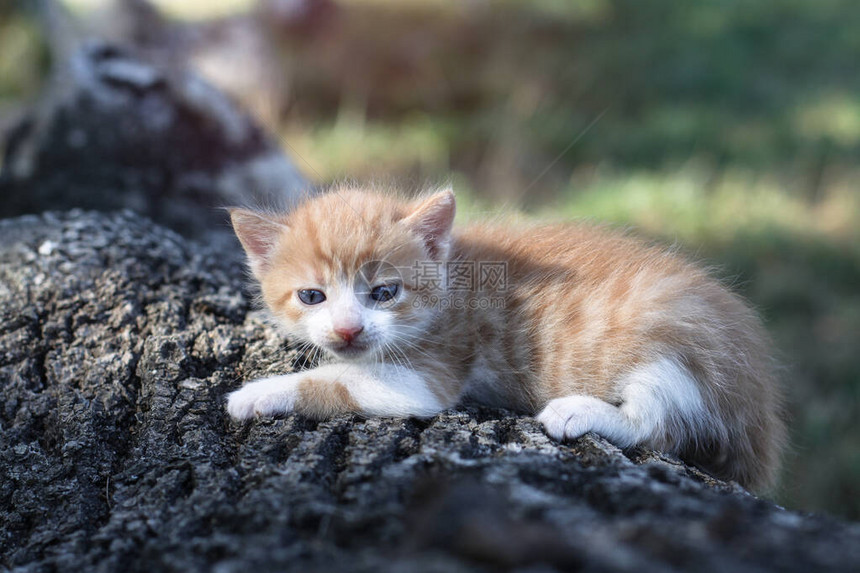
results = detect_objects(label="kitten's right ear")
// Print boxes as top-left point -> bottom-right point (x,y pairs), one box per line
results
229,208 -> 287,276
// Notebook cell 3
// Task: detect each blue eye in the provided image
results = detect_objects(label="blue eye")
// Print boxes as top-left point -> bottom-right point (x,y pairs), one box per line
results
370,283 -> 399,303
298,289 -> 326,305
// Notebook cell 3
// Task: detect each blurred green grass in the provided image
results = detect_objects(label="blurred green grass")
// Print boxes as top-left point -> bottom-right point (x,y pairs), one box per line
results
3,0 -> 860,518
0,2 -> 46,123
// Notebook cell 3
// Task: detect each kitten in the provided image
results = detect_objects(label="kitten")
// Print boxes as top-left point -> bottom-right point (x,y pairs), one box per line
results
226,186 -> 786,491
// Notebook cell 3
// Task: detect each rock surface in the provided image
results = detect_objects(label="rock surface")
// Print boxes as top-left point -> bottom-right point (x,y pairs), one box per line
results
0,37 -> 307,248
1,210 -> 860,572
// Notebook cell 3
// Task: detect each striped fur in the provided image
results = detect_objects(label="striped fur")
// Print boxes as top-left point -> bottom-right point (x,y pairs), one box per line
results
227,186 -> 786,492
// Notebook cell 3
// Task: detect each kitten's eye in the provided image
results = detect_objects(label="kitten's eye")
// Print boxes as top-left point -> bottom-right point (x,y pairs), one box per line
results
297,289 -> 326,305
370,283 -> 399,303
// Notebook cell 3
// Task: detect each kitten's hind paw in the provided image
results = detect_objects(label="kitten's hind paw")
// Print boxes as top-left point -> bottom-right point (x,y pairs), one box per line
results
226,376 -> 299,421
537,395 -> 635,446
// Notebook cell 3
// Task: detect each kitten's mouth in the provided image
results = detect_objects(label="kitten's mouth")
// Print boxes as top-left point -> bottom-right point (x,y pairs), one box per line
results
329,342 -> 372,358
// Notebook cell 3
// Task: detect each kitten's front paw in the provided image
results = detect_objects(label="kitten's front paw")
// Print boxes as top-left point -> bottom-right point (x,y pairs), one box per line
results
226,376 -> 299,421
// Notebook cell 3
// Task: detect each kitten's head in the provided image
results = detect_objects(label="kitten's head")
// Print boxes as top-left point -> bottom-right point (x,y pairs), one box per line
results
230,187 -> 455,361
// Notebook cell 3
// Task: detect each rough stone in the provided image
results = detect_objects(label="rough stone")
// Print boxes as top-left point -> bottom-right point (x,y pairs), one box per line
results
0,37 -> 308,249
1,210 -> 859,572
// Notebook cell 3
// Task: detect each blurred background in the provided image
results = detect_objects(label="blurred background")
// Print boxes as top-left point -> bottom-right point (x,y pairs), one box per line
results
1,0 -> 858,519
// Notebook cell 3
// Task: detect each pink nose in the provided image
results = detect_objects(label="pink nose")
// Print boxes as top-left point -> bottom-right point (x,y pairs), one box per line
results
334,325 -> 364,343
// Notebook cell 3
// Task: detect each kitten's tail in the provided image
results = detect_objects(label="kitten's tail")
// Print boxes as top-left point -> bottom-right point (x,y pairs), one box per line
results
675,291 -> 788,493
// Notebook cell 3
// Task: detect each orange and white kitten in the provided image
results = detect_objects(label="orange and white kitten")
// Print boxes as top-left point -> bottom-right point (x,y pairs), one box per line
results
227,186 -> 785,491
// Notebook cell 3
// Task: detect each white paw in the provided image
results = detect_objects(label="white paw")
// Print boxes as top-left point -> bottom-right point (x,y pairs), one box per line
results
226,376 -> 299,421
536,395 -> 620,442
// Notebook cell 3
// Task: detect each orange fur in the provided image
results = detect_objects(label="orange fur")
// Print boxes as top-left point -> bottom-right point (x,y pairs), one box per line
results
296,379 -> 360,418
230,185 -> 786,491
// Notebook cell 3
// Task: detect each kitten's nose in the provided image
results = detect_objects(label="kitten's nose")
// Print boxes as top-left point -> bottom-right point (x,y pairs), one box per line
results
334,325 -> 364,343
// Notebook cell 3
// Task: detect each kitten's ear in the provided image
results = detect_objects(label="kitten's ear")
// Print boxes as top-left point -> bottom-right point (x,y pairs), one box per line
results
402,189 -> 456,260
229,208 -> 286,276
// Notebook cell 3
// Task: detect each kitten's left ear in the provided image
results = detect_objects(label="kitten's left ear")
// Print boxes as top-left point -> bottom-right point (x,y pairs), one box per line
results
230,208 -> 287,277
402,189 -> 456,260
